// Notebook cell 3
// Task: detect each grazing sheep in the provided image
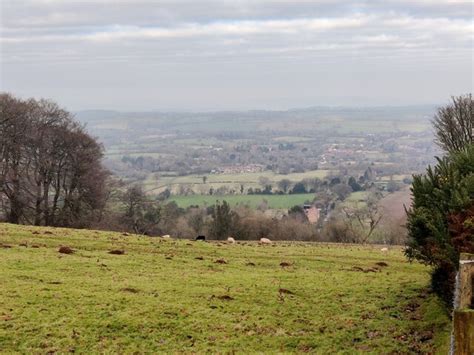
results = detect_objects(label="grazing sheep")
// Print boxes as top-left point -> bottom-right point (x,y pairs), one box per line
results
161,234 -> 171,239
259,238 -> 272,245
380,247 -> 389,253
195,235 -> 206,241
227,237 -> 236,244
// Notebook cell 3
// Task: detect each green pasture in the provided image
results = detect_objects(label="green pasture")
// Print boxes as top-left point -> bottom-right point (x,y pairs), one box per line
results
144,170 -> 331,195
0,223 -> 450,353
167,193 -> 316,209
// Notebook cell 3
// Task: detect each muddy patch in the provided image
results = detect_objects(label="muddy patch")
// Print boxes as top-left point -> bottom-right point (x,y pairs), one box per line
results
278,288 -> 295,295
58,246 -> 74,254
108,250 -> 125,255
121,287 -> 139,293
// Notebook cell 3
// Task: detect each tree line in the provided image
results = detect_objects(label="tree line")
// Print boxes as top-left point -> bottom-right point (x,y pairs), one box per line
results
0,93 -> 108,227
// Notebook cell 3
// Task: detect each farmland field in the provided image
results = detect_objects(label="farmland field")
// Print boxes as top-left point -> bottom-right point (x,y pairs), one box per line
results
0,223 -> 450,353
143,169 -> 331,194
168,193 -> 316,209
379,187 -> 412,222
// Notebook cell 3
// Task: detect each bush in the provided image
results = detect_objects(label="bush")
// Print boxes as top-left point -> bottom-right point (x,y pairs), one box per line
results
321,218 -> 354,243
386,181 -> 401,193
405,144 -> 474,306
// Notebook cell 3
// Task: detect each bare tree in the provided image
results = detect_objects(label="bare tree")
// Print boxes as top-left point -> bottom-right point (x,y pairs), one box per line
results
0,94 -> 32,223
432,94 -> 473,153
277,179 -> 292,193
341,201 -> 383,244
121,184 -> 161,235
0,93 -> 108,227
258,176 -> 270,188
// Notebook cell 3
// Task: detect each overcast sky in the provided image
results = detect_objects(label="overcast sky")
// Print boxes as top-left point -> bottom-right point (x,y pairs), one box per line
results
0,0 -> 472,111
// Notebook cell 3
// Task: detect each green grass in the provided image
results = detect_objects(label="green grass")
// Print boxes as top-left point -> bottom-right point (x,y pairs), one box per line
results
168,193 -> 316,209
0,223 -> 450,353
144,169 -> 331,195
346,191 -> 369,203
339,191 -> 370,209
151,169 -> 330,185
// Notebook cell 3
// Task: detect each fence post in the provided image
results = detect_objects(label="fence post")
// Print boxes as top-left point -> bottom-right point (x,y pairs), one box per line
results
453,253 -> 474,355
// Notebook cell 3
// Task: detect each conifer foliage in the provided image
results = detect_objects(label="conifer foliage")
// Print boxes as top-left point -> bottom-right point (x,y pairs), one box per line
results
406,94 -> 473,307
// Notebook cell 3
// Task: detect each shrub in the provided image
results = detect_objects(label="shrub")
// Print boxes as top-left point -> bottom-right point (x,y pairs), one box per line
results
405,144 -> 474,306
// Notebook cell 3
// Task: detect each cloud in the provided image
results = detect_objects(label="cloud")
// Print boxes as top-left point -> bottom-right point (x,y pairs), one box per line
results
0,0 -> 472,110
1,16 -> 372,43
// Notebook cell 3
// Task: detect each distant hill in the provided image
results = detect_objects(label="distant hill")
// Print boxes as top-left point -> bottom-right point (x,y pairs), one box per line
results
75,105 -> 437,136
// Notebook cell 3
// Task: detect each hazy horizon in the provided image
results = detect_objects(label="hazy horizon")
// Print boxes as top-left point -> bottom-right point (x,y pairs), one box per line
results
73,103 -> 440,115
1,0 -> 473,111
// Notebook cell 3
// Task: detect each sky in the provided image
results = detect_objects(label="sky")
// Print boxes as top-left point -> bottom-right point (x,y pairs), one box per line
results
0,0 -> 473,111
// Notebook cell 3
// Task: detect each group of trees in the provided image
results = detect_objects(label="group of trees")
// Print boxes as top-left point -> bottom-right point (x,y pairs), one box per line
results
406,94 -> 473,307
244,169 -> 380,197
116,191 -> 320,241
0,93 -> 108,227
116,187 -> 406,244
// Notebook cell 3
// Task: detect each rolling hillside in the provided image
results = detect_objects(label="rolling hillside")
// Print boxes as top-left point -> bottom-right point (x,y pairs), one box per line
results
0,223 -> 450,353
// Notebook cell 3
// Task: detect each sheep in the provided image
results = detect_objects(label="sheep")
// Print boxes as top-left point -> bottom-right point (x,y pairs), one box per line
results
195,235 -> 206,241
227,237 -> 236,244
161,234 -> 171,239
259,238 -> 272,245
380,247 -> 389,253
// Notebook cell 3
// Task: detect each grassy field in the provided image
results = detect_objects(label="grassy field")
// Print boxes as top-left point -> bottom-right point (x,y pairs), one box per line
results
0,223 -> 450,353
143,170 -> 330,195
168,193 -> 315,209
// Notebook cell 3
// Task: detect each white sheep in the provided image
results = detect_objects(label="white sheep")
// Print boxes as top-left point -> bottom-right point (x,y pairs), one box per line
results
227,237 -> 236,244
161,234 -> 171,239
259,238 -> 272,245
380,247 -> 389,253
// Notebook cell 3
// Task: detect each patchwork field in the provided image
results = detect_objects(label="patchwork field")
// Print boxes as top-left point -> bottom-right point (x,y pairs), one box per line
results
168,193 -> 316,209
143,169 -> 330,195
0,224 -> 450,353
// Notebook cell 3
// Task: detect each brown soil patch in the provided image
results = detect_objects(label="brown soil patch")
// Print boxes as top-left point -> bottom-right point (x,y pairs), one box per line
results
364,268 -> 379,273
216,295 -> 234,300
58,246 -> 74,254
352,266 -> 379,273
108,250 -> 125,255
121,287 -> 139,293
279,288 -> 295,295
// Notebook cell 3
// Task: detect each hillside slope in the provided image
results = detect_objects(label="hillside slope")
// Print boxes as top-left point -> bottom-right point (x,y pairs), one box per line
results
0,224 -> 450,353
